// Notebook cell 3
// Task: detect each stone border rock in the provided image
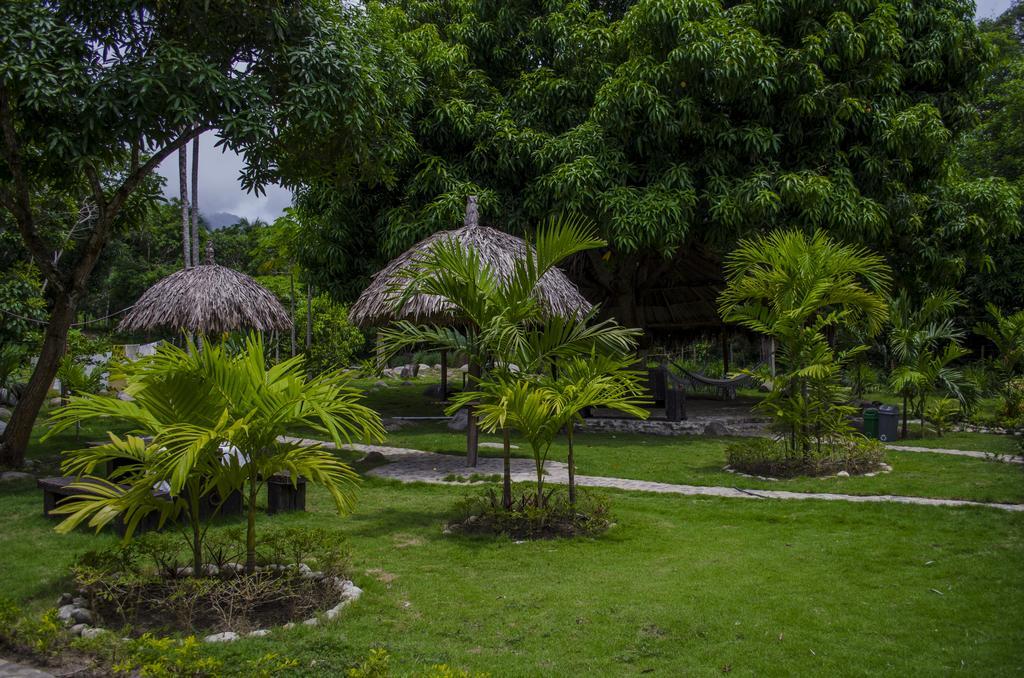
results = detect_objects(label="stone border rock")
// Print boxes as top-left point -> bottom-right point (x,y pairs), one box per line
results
56,565 -> 362,643
723,462 -> 893,482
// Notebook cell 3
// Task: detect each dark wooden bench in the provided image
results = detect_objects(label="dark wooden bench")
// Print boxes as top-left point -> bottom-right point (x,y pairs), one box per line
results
267,473 -> 307,515
37,476 -> 170,535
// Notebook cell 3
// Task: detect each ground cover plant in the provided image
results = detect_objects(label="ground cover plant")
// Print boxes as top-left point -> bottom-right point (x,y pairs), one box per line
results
1,473 -> 1022,675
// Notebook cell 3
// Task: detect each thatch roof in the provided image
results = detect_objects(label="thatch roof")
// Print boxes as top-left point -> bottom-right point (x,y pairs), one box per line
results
118,263 -> 291,334
349,196 -> 592,328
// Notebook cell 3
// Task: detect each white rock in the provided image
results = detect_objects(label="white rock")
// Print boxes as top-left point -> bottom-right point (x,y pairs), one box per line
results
282,622 -> 296,630
176,566 -> 194,577
57,604 -> 76,622
0,471 -> 34,482
342,583 -> 363,601
72,597 -> 86,607
81,627 -> 106,640
302,617 -> 319,626
247,629 -> 271,638
201,564 -> 219,576
297,563 -> 312,575
71,607 -> 93,624
203,631 -> 239,643
69,624 -> 88,636
222,562 -> 244,574
836,471 -> 850,478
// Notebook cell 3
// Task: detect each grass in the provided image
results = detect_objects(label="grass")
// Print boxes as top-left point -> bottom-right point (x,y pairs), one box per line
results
1,475 -> 1022,676
381,423 -> 1024,505
5,388 -> 1023,674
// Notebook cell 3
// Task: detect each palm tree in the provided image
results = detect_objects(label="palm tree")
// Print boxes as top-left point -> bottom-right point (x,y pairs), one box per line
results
377,215 -> 612,466
47,334 -> 384,573
975,303 -> 1024,377
718,230 -> 891,453
887,290 -> 971,438
542,354 -> 648,505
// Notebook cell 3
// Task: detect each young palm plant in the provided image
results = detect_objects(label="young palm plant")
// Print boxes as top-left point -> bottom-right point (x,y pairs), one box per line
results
887,290 -> 973,438
47,334 -> 384,573
718,230 -> 891,454
975,303 -> 1024,377
377,215 -> 617,465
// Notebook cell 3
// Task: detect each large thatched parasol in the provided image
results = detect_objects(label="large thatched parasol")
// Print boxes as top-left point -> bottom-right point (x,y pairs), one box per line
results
348,196 -> 592,327
119,250 -> 291,335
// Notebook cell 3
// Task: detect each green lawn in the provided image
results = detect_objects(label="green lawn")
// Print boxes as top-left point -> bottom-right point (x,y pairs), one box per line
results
6,391 -> 1023,675
382,423 -> 1024,505
2,475 -> 1022,676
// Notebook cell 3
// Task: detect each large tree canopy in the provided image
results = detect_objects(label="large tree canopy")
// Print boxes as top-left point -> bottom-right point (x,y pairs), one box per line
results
0,0 -> 415,465
961,1 -> 1024,315
293,0 -> 1019,321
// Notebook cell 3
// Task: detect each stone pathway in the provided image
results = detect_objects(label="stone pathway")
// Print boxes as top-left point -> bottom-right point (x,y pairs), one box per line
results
279,437 -> 1024,513
0,659 -> 53,678
886,444 -> 1023,464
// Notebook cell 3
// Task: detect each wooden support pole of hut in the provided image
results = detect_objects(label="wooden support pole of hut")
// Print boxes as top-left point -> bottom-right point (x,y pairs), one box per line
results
721,328 -> 730,377
439,349 -> 448,400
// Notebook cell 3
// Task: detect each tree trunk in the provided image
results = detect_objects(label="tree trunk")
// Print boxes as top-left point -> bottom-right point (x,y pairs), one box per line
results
289,271 -> 296,357
502,426 -> 512,511
245,473 -> 259,574
466,360 -> 481,467
901,393 -> 908,439
190,135 -> 200,267
179,146 -> 190,269
567,424 -> 576,506
440,350 -> 448,400
189,486 -> 203,576
305,284 -> 313,351
0,296 -> 75,467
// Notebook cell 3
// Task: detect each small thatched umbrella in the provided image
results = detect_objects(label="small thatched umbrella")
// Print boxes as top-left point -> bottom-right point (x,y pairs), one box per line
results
349,196 -> 592,465
119,244 -> 291,335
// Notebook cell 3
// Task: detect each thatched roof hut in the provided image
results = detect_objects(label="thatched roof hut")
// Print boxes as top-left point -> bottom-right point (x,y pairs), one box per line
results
349,196 -> 591,327
118,261 -> 291,335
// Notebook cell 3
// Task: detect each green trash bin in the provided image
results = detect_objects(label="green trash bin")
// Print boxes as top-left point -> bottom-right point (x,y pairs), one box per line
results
863,408 -> 879,439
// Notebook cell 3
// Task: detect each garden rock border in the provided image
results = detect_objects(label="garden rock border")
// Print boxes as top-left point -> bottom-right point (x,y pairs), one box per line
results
723,462 -> 893,482
55,567 -> 363,643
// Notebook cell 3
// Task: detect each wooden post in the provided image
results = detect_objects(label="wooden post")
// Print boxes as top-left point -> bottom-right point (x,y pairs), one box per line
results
466,360 -> 480,467
440,349 -> 448,400
721,329 -> 730,377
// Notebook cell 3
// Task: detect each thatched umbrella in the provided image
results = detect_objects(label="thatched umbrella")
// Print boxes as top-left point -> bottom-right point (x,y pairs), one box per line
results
119,245 -> 291,335
349,196 -> 591,327
349,196 -> 592,465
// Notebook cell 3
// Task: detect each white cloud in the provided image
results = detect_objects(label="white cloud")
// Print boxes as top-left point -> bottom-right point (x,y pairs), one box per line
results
155,132 -> 292,223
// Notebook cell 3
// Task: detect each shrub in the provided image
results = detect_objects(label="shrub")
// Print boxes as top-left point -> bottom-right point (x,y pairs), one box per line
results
726,437 -> 885,478
306,294 -> 364,374
1000,378 -> 1024,422
449,488 -> 611,539
108,634 -> 223,677
925,398 -> 960,437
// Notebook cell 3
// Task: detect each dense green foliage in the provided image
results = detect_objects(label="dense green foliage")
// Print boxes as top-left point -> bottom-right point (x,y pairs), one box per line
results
293,0 -> 1019,313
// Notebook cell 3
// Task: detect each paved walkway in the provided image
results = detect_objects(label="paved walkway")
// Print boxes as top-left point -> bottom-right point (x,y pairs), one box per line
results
280,437 -> 1024,513
886,444 -> 1023,464
0,660 -> 53,678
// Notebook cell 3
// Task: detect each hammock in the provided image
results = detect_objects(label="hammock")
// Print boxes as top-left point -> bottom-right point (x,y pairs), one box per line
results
675,362 -> 766,400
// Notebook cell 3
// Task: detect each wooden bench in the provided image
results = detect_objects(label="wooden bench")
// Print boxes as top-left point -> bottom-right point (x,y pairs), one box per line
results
37,476 -> 169,535
267,472 -> 307,515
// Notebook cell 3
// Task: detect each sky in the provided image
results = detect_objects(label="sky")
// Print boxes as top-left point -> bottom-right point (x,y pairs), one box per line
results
156,0 -> 1017,225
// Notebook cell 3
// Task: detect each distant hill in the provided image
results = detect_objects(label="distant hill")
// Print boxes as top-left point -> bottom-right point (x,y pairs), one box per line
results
204,211 -> 242,230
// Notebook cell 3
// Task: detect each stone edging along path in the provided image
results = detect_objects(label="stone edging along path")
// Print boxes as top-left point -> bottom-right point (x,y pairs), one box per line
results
885,444 -> 1024,464
280,437 -> 1024,513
